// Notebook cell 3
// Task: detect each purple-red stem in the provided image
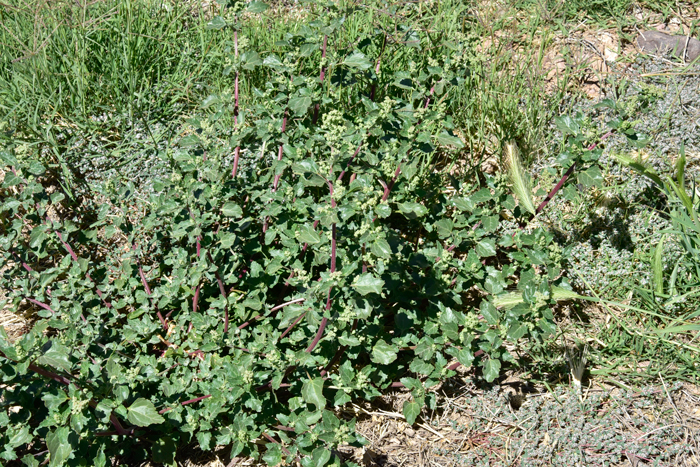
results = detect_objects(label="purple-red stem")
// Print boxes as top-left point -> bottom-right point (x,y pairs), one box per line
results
262,432 -> 292,457
237,298 -> 306,330
232,29 -> 241,178
263,107 -> 289,234
0,350 -> 131,435
377,86 -> 435,208
158,394 -> 212,414
312,35 -> 328,124
25,297 -> 56,316
369,34 -> 386,102
206,251 -> 229,333
272,111 -> 288,192
305,181 -> 336,354
300,142 -> 362,252
138,263 -> 167,329
55,230 -> 110,311
279,312 -> 306,339
533,130 -> 614,218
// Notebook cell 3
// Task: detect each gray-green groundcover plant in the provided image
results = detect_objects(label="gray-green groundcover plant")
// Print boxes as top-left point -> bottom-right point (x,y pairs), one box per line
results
0,2 -> 574,466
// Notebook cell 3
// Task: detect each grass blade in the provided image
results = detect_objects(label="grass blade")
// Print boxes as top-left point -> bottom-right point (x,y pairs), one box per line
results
653,234 -> 665,295
503,141 -> 535,215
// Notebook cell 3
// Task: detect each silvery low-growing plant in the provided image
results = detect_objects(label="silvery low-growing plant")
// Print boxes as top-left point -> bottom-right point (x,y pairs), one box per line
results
0,3 -> 573,466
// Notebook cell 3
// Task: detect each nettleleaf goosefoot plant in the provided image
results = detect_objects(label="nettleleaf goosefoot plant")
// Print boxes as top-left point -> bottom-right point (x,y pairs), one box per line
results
0,2 -> 572,466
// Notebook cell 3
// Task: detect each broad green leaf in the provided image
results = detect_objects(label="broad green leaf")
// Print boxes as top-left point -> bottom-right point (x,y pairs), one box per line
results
220,233 -> 237,249
29,225 -> 47,250
577,166 -> 603,188
299,43 -> 319,57
8,425 -> 31,448
481,215 -> 499,232
403,400 -> 421,425
370,239 -> 392,258
554,115 -> 580,135
457,348 -> 474,368
246,1 -> 269,13
343,51 -> 372,70
482,358 -> 501,382
298,225 -> 321,244
42,389 -> 69,410
480,301 -> 499,325
127,398 -> 165,427
475,238 -> 496,257
374,203 -> 391,218
0,150 -> 17,165
222,202 -> 242,217
38,342 -> 72,373
371,339 -> 397,365
201,95 -> 221,108
289,95 -> 312,116
308,447 -> 331,467
453,197 -> 473,212
470,188 -> 493,204
196,431 -> 212,451
206,16 -> 226,29
28,161 -> 45,175
46,427 -> 72,467
301,378 -> 325,410
241,51 -> 262,70
263,54 -> 283,67
398,202 -> 428,218
262,444 -> 282,466
22,454 -> 40,467
507,323 -> 527,340
435,219 -> 453,238
436,131 -> 464,148
353,273 -> 384,295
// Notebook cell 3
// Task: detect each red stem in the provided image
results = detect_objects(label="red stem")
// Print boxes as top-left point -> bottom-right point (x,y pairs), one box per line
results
272,111 -> 288,192
55,230 -> 110,311
262,432 -> 292,456
280,312 -> 306,339
306,180 -> 336,354
138,263 -> 167,329
158,394 -> 212,414
206,251 -> 229,333
313,34 -> 328,124
264,105 -> 289,233
377,86 -> 435,208
232,29 -> 241,178
370,33 -> 386,102
25,297 -> 55,315
0,350 -> 131,435
533,130 -> 614,218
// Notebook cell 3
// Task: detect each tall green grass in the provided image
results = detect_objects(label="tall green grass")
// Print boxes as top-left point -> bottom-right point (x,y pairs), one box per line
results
0,0 -> 228,190
2,0 -> 560,186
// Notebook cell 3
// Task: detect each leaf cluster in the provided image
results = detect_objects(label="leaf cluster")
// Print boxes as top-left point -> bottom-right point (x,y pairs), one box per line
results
0,2 -> 571,465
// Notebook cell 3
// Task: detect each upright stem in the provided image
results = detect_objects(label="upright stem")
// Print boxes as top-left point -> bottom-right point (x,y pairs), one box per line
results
232,29 -> 241,178
379,86 -> 435,206
370,33 -> 386,102
272,110 -> 287,192
206,251 -> 229,333
313,34 -> 328,125
306,180 -> 336,354
138,262 -> 167,330
264,106 -> 289,234
531,130 -> 615,219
